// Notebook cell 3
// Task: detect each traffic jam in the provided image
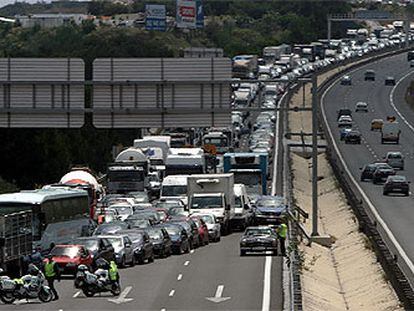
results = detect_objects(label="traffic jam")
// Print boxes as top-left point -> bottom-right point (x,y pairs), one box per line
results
0,23 -> 410,304
0,58 -> 287,304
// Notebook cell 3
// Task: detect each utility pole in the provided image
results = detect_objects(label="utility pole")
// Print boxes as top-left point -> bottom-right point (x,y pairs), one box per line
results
311,74 -> 319,237
327,15 -> 331,44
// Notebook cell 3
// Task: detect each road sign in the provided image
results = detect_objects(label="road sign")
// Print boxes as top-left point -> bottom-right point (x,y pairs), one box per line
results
145,4 -> 166,31
354,10 -> 391,20
176,0 -> 196,29
92,57 -> 232,128
0,58 -> 84,128
196,0 -> 204,29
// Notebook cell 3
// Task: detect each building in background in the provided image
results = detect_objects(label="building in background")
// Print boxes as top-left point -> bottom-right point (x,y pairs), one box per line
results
16,14 -> 91,28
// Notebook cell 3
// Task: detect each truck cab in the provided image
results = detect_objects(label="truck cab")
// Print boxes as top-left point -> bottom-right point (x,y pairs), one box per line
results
160,175 -> 189,206
202,131 -> 231,155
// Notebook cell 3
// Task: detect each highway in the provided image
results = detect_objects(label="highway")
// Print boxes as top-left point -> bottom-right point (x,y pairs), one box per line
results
321,51 -> 414,282
2,95 -> 285,311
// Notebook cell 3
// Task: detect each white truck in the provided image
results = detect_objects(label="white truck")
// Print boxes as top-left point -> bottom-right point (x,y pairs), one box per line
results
187,173 -> 234,235
381,122 -> 400,144
160,175 -> 189,206
166,148 -> 206,176
133,136 -> 170,165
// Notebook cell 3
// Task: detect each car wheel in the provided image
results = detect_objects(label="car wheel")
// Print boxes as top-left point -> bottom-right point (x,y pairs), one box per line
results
240,250 -> 246,256
383,191 -> 388,196
148,252 -> 154,263
137,255 -> 145,265
130,255 -> 136,267
405,192 -> 409,197
185,243 -> 190,254
216,235 -> 221,242
120,255 -> 126,268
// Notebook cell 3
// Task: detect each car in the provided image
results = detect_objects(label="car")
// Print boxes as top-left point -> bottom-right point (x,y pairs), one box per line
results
355,101 -> 368,112
240,226 -> 278,256
360,163 -> 383,182
253,196 -> 287,225
107,203 -> 133,221
145,226 -> 173,258
97,234 -> 135,268
384,151 -> 404,170
383,175 -> 410,196
189,215 -> 210,246
338,115 -> 353,127
168,218 -> 200,249
337,108 -> 352,121
117,229 -> 155,264
340,127 -> 352,140
132,210 -> 161,225
340,75 -> 352,85
344,130 -> 361,144
74,236 -> 115,264
385,76 -> 396,86
372,164 -> 396,184
410,60 -> 414,67
93,221 -> 129,235
49,244 -> 93,275
194,213 -> 221,242
371,119 -> 384,131
364,69 -> 375,81
161,223 -> 190,255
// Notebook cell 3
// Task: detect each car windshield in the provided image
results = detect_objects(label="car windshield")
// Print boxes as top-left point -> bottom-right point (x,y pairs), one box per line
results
200,215 -> 214,224
245,228 -> 273,236
235,196 -> 242,208
76,239 -> 99,252
128,233 -> 144,243
191,196 -> 222,209
127,219 -> 150,228
106,237 -> 123,252
234,173 -> 262,186
110,206 -> 132,215
147,229 -> 163,240
162,185 -> 187,196
388,153 -> 401,159
164,226 -> 180,236
51,246 -> 80,258
168,207 -> 187,216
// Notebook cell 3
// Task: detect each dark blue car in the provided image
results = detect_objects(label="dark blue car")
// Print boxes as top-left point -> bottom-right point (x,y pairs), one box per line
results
252,196 -> 287,225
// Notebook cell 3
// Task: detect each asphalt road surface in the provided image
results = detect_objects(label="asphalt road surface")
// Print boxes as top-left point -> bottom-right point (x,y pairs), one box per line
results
321,51 -> 414,282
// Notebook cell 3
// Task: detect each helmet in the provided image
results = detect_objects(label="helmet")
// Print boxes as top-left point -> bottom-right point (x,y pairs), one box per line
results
27,264 -> 40,276
95,258 -> 109,269
77,265 -> 89,272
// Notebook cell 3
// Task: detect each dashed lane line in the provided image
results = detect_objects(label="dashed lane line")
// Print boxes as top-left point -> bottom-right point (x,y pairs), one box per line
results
169,290 -> 175,297
177,274 -> 183,281
184,260 -> 190,266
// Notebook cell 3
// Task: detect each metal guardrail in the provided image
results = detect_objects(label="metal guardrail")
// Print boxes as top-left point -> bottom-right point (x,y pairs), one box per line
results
317,45 -> 414,309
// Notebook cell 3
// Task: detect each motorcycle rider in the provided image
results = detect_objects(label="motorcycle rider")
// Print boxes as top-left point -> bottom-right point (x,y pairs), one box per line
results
94,258 -> 110,287
108,260 -> 119,288
43,255 -> 60,300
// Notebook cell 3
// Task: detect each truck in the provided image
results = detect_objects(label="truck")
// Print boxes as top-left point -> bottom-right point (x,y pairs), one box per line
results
160,175 -> 189,206
0,210 -> 32,274
293,44 -> 317,62
202,130 -> 233,155
381,121 -> 400,144
165,148 -> 206,176
187,173 -> 235,235
223,152 -> 268,195
107,147 -> 149,193
133,136 -> 170,165
262,44 -> 291,64
232,55 -> 258,79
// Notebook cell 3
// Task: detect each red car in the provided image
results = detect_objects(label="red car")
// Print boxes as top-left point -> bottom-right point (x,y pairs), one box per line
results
190,216 -> 210,246
48,245 -> 93,275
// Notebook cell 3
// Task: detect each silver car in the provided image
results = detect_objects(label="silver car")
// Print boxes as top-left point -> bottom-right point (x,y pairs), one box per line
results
194,214 -> 221,242
97,234 -> 135,267
384,151 -> 404,170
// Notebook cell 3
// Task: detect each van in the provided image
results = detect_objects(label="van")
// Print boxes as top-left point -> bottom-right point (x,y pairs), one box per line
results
160,175 -> 189,206
384,151 -> 404,170
381,122 -> 400,144
231,184 -> 253,230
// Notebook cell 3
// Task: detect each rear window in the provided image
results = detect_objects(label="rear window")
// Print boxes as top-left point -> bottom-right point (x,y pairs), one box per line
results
388,153 -> 402,159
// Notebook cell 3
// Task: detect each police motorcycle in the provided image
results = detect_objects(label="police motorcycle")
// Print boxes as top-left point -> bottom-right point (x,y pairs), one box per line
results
0,265 -> 53,304
74,263 -> 121,297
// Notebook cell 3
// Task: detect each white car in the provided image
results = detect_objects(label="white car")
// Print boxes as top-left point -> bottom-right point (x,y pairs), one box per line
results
355,101 -> 368,112
338,115 -> 353,127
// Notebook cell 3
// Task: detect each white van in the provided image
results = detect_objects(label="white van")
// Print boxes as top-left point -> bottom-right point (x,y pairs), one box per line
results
160,175 -> 189,206
381,122 -> 400,144
231,184 -> 253,230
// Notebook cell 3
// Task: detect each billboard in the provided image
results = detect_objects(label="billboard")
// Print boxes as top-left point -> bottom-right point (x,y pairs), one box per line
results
145,4 -> 166,31
176,0 -> 196,29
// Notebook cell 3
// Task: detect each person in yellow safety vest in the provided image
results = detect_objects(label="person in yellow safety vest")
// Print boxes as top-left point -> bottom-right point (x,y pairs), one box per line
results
43,255 -> 60,300
109,260 -> 119,284
276,223 -> 288,256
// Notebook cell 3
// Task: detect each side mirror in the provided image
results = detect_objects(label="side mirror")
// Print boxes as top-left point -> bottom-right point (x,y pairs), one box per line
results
244,204 -> 250,210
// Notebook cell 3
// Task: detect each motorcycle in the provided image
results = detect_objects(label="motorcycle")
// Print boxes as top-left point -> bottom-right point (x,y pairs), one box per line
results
74,265 -> 121,297
0,269 -> 53,304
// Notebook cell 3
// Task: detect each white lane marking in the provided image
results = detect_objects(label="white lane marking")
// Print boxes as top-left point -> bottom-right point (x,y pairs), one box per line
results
389,70 -> 414,133
261,256 -> 272,311
108,286 -> 134,304
169,289 -> 175,297
205,284 -> 231,303
321,71 -> 414,280
73,291 -> 81,298
177,274 -> 183,281
184,260 -> 190,266
161,309 -> 166,311
190,249 -> 195,254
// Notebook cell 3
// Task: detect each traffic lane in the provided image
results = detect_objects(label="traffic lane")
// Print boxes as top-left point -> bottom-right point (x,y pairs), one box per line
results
323,60 -> 414,261
154,232 -> 282,311
1,252 -> 194,310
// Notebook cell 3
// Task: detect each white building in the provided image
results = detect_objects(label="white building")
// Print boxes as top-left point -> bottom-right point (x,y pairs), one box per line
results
16,14 -> 91,28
